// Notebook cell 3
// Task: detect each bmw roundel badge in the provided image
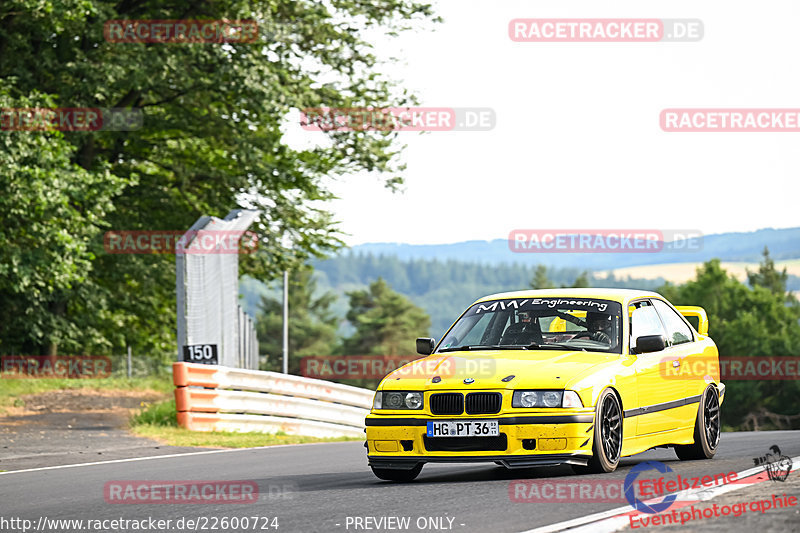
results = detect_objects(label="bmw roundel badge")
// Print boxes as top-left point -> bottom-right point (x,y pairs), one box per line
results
463,377 -> 475,384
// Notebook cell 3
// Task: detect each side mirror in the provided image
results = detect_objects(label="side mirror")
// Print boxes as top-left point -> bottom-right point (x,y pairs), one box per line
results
416,337 -> 436,356
634,335 -> 666,354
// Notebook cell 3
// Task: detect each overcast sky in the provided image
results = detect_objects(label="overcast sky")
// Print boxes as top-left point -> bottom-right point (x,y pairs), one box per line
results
285,0 -> 800,246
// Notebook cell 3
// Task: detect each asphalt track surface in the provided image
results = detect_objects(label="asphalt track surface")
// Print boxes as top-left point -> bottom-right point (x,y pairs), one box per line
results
1,431 -> 798,533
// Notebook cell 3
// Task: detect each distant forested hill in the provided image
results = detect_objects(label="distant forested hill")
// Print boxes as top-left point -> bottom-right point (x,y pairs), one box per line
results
240,227 -> 800,341
350,227 -> 800,270
240,254 -> 664,340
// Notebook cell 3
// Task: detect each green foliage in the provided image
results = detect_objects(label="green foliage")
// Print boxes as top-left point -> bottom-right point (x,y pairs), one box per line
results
530,265 -> 589,289
659,256 -> 800,429
747,247 -> 794,301
531,265 -> 554,289
256,266 -> 339,372
130,398 -> 178,427
341,278 -> 430,356
0,89 -> 124,354
308,253 -> 663,337
570,271 -> 591,288
0,0 -> 438,357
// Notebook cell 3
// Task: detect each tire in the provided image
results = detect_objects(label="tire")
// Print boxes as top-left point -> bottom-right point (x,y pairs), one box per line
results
370,464 -> 423,482
573,388 -> 623,474
675,385 -> 720,461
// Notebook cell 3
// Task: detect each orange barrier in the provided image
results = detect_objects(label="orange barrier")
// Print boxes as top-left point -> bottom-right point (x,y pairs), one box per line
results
172,362 -> 219,388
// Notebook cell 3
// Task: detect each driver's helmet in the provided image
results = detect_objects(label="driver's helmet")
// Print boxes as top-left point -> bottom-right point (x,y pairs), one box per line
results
518,310 -> 533,323
586,312 -> 613,332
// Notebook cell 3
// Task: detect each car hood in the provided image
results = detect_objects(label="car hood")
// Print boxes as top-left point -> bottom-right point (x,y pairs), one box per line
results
381,350 -> 618,391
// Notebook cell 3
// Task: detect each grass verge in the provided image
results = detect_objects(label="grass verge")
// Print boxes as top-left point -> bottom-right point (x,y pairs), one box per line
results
0,376 -> 173,413
131,425 -> 361,448
130,399 -> 361,448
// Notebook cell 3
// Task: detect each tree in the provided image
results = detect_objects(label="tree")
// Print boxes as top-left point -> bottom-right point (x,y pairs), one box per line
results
570,271 -> 591,288
0,0 -> 438,356
0,89 -> 125,355
530,265 -> 554,289
658,259 -> 800,429
256,267 -> 339,373
342,278 -> 430,356
747,247 -> 793,301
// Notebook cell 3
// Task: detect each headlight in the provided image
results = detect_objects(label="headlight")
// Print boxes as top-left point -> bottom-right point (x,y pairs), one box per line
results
405,392 -> 423,409
512,390 -> 583,408
517,391 -> 539,408
542,391 -> 561,407
372,391 -> 423,410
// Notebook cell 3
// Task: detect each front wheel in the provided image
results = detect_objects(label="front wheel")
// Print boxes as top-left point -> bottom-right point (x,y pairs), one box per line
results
371,464 -> 422,482
675,385 -> 720,460
573,388 -> 623,474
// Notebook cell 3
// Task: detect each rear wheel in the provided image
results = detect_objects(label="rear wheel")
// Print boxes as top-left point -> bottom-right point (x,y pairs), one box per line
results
675,385 -> 720,460
572,389 -> 622,474
370,464 -> 422,482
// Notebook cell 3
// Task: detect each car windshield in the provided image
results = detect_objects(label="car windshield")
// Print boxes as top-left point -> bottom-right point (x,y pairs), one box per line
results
438,297 -> 623,354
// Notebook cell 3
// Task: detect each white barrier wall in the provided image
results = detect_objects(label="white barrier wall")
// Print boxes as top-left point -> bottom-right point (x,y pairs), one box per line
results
173,362 -> 373,438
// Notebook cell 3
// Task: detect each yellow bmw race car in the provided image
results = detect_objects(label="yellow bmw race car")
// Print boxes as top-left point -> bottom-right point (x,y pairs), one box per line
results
366,288 -> 724,481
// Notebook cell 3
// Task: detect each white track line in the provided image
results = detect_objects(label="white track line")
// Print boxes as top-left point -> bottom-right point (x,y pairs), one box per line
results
0,440 -> 356,476
520,456 -> 800,533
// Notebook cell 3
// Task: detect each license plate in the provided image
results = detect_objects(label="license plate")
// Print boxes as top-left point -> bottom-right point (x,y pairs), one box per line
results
426,420 -> 499,438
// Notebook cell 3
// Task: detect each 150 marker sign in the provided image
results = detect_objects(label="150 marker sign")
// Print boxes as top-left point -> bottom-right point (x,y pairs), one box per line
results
182,344 -> 218,365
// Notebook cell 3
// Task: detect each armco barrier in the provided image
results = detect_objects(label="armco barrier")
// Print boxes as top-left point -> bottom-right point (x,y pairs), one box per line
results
172,362 -> 373,438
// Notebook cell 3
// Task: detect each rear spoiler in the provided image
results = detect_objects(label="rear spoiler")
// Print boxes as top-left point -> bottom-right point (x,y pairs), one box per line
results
675,306 -> 709,336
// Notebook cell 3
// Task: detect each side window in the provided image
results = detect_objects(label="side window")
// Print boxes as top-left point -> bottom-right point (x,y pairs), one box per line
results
652,299 -> 693,346
630,304 -> 667,351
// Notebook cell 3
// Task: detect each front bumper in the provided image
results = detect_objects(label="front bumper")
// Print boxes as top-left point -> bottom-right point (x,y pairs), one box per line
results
366,412 -> 595,469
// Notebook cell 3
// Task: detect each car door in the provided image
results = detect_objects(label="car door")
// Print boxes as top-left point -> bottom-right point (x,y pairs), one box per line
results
630,300 -> 685,436
651,298 -> 699,431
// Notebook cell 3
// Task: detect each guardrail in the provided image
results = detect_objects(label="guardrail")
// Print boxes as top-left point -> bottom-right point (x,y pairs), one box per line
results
173,362 -> 374,438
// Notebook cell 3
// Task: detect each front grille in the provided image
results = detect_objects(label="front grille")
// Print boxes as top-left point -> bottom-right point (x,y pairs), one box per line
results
424,434 -> 508,452
465,392 -> 502,414
430,393 -> 463,415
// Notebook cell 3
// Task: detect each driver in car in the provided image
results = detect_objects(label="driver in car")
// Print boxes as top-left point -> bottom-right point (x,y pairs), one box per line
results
574,312 -> 614,344
500,310 -> 543,345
